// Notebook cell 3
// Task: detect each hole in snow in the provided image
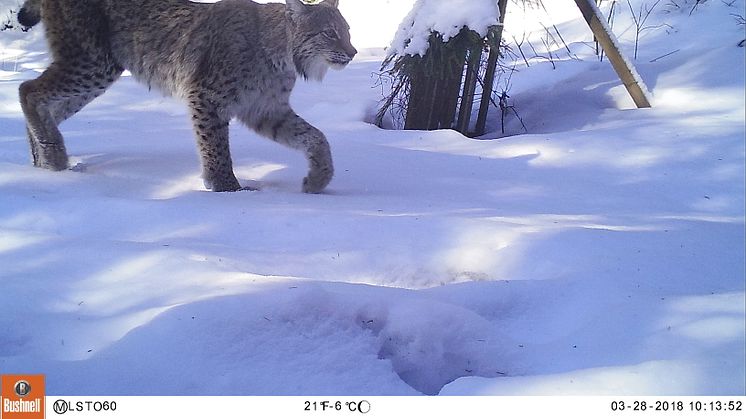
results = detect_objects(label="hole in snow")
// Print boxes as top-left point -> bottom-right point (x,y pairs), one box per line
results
358,298 -> 503,395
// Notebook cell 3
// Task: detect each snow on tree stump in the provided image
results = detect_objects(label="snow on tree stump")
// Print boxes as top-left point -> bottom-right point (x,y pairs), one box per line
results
376,0 -> 507,137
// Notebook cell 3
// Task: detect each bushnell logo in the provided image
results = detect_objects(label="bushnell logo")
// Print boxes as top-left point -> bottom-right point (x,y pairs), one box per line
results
1,375 -> 45,419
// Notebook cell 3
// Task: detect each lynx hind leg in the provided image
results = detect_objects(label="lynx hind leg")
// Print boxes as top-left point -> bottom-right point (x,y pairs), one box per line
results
241,108 -> 333,193
19,63 -> 122,170
19,66 -> 71,170
188,95 -> 241,192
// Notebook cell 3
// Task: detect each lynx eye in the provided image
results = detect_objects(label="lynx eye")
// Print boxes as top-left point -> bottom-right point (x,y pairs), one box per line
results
322,29 -> 338,40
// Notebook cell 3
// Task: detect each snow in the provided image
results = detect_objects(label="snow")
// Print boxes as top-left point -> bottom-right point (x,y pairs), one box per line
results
388,0 -> 500,57
0,0 -> 744,397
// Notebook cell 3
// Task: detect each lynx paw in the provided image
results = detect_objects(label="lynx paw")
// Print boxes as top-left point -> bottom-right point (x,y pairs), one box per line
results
302,170 -> 333,194
34,153 -> 69,172
203,175 -> 242,192
303,148 -> 333,193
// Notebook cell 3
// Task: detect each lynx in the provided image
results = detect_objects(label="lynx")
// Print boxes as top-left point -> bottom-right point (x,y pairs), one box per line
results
17,0 -> 357,193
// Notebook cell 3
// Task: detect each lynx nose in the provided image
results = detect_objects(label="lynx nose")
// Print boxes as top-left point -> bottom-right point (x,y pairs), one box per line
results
344,43 -> 357,60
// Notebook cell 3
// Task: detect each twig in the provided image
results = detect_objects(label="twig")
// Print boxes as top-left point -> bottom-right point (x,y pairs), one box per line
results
626,0 -> 663,60
649,48 -> 680,62
690,0 -> 704,16
511,34 -> 531,67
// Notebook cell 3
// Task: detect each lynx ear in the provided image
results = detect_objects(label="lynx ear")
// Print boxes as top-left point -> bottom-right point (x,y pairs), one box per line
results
323,0 -> 340,8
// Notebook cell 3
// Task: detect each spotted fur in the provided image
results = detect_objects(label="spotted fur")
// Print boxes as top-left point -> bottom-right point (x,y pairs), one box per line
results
18,0 -> 356,193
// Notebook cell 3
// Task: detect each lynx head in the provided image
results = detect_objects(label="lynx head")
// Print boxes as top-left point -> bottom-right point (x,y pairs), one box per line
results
286,0 -> 357,81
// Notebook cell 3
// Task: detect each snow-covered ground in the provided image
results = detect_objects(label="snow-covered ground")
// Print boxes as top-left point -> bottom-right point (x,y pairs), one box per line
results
0,0 -> 744,396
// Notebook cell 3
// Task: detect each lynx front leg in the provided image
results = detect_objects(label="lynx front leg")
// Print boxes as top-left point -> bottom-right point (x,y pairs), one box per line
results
244,108 -> 333,193
189,98 -> 241,192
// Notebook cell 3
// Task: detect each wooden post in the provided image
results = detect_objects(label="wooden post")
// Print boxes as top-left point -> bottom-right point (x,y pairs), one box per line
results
574,0 -> 652,108
438,49 -> 467,129
455,45 -> 482,134
474,0 -> 509,136
405,32 -> 469,131
404,64 -> 428,130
